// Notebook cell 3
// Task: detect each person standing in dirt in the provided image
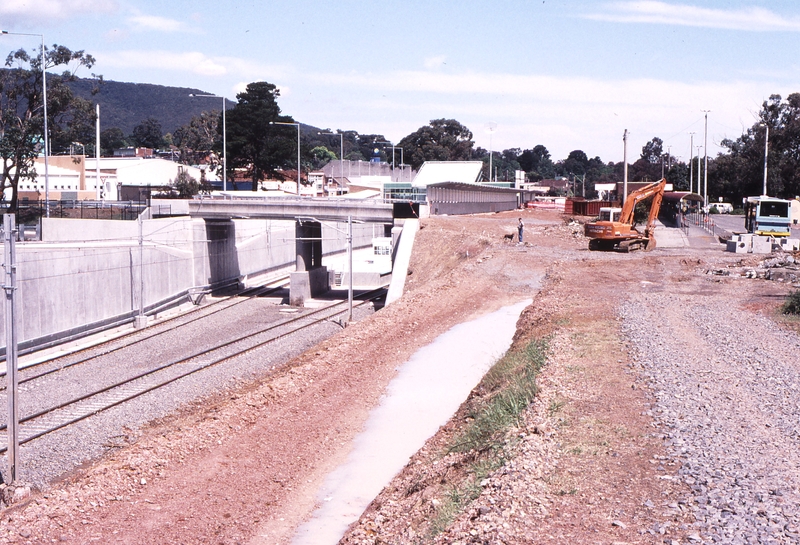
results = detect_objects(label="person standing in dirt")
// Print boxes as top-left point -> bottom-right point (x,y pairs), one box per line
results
517,218 -> 524,244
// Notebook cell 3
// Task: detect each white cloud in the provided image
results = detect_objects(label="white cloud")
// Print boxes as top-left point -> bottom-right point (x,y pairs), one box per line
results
291,67 -> 788,161
97,49 -> 293,84
128,14 -> 193,33
0,0 -> 116,22
423,55 -> 447,69
584,1 -> 800,32
98,50 -> 227,77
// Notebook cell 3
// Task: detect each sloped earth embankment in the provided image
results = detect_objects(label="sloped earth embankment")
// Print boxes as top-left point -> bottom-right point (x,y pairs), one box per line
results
0,211 -> 797,545
340,251 -> 800,544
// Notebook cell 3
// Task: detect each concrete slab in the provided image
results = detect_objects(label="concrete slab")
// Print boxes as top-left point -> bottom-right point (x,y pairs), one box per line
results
652,224 -> 688,248
386,220 -> 419,305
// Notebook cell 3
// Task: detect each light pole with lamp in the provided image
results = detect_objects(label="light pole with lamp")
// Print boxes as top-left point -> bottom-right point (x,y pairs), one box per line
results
189,94 -> 227,191
696,145 -> 702,197
374,141 -> 396,169
2,30 -> 49,217
485,122 -> 497,183
761,122 -> 769,196
318,131 -> 343,192
271,121 -> 301,195
395,147 -> 404,182
375,141 -> 404,181
688,132 -> 695,194
702,109 -> 710,208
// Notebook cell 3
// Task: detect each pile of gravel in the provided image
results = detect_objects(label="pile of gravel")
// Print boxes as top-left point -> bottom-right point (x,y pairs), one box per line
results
622,291 -> 800,544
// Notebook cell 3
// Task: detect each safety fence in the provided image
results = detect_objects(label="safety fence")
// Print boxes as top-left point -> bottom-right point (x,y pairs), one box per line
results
1,201 -> 147,240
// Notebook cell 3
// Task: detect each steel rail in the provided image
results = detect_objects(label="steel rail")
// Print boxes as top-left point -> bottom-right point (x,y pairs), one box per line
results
0,276 -> 291,386
0,287 -> 386,452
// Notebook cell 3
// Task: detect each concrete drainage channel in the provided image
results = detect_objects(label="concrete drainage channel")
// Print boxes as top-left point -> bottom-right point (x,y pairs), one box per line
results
288,298 -> 533,545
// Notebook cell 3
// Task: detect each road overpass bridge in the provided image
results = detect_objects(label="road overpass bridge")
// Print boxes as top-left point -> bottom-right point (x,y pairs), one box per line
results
149,197 -> 394,224
149,197 -> 397,308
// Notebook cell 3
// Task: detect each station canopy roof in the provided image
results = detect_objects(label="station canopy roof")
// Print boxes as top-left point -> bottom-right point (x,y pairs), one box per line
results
411,161 -> 484,188
663,191 -> 704,204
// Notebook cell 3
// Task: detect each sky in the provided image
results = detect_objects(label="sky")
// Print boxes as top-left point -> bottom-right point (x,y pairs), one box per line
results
3,0 -> 800,164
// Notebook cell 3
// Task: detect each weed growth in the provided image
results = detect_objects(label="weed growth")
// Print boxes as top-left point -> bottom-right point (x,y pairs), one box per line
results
450,339 -> 547,454
782,290 -> 800,315
429,338 -> 548,537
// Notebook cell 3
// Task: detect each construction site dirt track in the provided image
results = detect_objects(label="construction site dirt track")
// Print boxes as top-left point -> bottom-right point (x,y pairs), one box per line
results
0,209 -> 797,544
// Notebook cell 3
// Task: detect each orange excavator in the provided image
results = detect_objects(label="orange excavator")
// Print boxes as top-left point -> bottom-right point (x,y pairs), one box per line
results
585,178 -> 666,252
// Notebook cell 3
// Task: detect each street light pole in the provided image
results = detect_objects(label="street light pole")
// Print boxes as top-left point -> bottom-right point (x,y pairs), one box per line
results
189,94 -> 227,191
622,129 -> 628,206
395,147 -> 404,182
374,141 -> 396,170
347,215 -> 353,322
702,110 -> 711,207
688,132 -> 695,193
696,145 -> 702,197
2,31 -> 49,216
762,123 -> 769,196
271,121 -> 301,195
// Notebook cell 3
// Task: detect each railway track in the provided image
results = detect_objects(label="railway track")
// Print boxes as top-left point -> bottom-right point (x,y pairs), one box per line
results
0,274 -> 292,385
0,287 -> 386,453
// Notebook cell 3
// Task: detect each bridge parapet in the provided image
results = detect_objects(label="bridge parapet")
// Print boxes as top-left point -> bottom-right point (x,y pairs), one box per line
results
150,197 -> 394,224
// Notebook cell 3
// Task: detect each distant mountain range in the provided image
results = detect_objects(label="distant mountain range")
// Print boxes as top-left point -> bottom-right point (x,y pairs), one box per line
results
66,77 -> 228,135
66,77 -> 323,139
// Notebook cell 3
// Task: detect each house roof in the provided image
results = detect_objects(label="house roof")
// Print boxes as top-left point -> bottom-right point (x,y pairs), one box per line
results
411,161 -> 483,188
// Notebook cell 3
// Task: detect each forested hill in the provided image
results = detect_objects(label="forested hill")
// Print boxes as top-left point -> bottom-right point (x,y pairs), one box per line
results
66,77 -> 226,135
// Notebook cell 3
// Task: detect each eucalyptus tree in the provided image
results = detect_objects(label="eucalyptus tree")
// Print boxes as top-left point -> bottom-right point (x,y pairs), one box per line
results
1,43 -> 97,211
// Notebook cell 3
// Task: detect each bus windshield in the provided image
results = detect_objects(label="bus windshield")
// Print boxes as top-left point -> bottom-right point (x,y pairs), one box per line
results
759,201 -> 790,218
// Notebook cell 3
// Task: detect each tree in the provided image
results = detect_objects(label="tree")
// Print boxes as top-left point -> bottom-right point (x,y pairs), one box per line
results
131,117 -> 164,149
711,93 -> 800,204
0,43 -> 97,211
476,147 -> 522,182
640,137 -> 664,164
100,127 -> 128,156
518,145 -> 555,181
173,168 -> 201,198
562,150 -> 590,176
397,119 -> 474,170
173,111 -> 220,166
225,81 -> 296,190
310,145 -> 337,169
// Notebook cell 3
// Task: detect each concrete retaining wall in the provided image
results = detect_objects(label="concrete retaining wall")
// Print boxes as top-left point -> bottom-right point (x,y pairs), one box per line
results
1,216 -> 385,352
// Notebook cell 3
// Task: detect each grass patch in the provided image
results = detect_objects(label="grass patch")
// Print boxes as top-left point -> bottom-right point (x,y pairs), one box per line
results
450,339 -> 547,454
782,290 -> 800,315
428,338 -> 548,537
548,399 -> 566,416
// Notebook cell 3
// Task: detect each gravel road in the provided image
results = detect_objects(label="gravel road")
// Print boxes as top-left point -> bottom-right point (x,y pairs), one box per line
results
623,290 -> 800,544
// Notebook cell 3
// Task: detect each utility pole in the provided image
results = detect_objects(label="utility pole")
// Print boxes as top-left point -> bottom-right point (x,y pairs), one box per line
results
622,129 -> 629,205
3,215 -> 19,483
134,216 -> 148,328
702,110 -> 710,207
689,132 -> 695,193
762,123 -> 769,196
347,216 -> 353,323
696,145 -> 702,197
96,104 -> 101,200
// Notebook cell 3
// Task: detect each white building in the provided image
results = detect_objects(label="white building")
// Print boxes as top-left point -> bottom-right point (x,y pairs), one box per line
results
13,156 -> 214,202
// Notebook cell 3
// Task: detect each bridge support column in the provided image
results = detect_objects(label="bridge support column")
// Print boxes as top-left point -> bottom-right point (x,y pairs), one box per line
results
290,220 -> 329,306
